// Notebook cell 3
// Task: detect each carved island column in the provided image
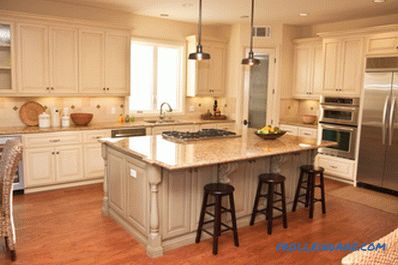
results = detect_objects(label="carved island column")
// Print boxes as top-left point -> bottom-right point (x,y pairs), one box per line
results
146,164 -> 164,257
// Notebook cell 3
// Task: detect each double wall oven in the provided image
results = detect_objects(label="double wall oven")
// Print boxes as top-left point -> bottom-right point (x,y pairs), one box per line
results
0,135 -> 24,192
319,97 -> 360,160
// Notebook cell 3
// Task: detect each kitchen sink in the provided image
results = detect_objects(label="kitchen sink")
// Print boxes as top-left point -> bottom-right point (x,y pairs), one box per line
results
144,119 -> 178,124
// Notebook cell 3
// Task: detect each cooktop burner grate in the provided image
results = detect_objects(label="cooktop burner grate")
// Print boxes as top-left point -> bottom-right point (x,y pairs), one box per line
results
162,129 -> 237,141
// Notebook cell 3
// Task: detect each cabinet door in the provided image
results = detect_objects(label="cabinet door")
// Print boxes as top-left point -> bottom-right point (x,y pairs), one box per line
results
17,23 -> 49,93
55,145 -> 83,182
0,22 -> 15,94
367,32 -> 398,55
107,151 -> 126,217
161,170 -> 191,239
322,39 -> 341,94
293,46 -> 312,98
227,161 -> 251,218
24,147 -> 55,187
79,29 -> 105,94
84,143 -> 104,178
340,38 -> 364,95
311,44 -> 323,97
49,27 -> 78,94
105,31 -> 130,95
208,45 -> 225,96
196,57 -> 210,96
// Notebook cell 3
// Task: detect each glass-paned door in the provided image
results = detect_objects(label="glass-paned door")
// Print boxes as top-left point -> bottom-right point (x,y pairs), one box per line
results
242,49 -> 275,129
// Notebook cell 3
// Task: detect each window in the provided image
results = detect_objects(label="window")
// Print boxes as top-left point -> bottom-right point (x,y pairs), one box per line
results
129,40 -> 184,114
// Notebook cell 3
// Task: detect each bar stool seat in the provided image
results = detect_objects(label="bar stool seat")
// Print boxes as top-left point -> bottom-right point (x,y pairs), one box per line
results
195,183 -> 239,255
250,173 -> 288,235
292,165 -> 326,219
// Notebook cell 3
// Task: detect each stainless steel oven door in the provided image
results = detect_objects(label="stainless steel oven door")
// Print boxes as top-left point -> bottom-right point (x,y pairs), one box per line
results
320,105 -> 359,126
319,123 -> 357,160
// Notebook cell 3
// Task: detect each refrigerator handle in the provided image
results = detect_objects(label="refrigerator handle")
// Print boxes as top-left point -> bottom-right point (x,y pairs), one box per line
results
382,95 -> 390,145
389,96 -> 396,146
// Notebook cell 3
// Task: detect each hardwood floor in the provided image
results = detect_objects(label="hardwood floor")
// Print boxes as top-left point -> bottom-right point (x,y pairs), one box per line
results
1,179 -> 397,265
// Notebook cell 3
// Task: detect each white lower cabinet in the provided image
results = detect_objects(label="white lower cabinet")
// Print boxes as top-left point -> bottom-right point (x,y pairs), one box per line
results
280,123 -> 317,139
23,130 -> 110,191
24,147 -> 56,186
316,154 -> 355,181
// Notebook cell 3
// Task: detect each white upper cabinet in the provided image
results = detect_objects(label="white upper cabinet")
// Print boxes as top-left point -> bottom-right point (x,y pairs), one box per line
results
13,16 -> 130,97
366,32 -> 398,55
49,26 -> 78,93
186,35 -> 226,97
292,38 -> 322,99
0,21 -> 16,94
17,23 -> 49,93
80,29 -> 130,95
105,31 -> 130,95
79,29 -> 105,94
321,37 -> 364,96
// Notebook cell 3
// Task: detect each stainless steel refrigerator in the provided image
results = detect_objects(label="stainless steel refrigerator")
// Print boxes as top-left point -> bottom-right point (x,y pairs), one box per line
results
358,57 -> 398,192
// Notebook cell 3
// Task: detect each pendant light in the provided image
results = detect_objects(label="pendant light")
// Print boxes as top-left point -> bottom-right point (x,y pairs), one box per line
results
242,0 -> 260,66
189,0 -> 210,60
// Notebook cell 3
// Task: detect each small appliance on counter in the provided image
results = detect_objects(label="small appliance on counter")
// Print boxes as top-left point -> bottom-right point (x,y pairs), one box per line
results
61,107 -> 70,128
38,112 -> 50,128
51,107 -> 60,128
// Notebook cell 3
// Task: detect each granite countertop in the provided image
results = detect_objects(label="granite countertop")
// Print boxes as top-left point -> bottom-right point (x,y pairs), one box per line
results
279,120 -> 318,129
0,119 -> 235,136
101,128 -> 335,170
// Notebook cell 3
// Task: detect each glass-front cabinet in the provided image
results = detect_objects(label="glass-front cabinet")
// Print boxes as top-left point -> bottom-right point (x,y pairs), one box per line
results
0,22 -> 15,93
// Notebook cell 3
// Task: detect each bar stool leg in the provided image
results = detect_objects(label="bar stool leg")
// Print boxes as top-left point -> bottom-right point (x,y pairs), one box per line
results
305,173 -> 311,208
308,173 -> 315,219
213,195 -> 222,255
281,182 -> 288,229
320,171 -> 326,214
292,169 -> 304,212
229,193 -> 239,247
195,190 -> 209,243
250,181 -> 263,225
266,183 -> 274,235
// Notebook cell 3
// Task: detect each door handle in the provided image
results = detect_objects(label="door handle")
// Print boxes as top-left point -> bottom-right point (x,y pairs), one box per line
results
382,95 -> 390,145
389,96 -> 396,146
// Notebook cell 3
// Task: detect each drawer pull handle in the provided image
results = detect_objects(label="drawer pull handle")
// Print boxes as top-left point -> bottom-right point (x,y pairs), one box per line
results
304,133 -> 311,136
330,165 -> 338,169
49,139 -> 61,143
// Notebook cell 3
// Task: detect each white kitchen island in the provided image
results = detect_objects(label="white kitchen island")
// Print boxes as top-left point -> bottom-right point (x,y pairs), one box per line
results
100,128 -> 335,257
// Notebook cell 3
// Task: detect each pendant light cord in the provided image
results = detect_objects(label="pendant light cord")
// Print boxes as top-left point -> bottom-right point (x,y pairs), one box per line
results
249,0 -> 255,53
198,0 -> 202,45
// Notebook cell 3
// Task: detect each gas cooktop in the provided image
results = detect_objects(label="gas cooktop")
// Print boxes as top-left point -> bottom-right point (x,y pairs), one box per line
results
162,129 -> 238,142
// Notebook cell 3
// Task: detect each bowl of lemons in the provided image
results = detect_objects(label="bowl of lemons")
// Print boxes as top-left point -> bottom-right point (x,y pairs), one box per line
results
255,125 -> 287,140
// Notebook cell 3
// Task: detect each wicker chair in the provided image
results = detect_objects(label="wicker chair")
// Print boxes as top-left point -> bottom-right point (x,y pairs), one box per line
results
0,140 -> 22,261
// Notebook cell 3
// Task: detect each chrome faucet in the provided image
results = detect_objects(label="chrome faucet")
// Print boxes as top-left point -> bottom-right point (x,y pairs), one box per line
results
159,102 -> 173,120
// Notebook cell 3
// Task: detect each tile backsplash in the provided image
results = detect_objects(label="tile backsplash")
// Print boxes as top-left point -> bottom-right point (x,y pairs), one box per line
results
280,99 -> 320,121
0,96 -> 231,127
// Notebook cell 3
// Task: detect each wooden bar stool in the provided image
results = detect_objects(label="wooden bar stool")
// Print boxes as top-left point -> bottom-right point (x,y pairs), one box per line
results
249,173 -> 288,235
195,183 -> 239,255
292,165 -> 326,219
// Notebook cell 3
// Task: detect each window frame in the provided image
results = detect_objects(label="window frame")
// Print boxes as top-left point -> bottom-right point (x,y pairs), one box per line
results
127,37 -> 186,116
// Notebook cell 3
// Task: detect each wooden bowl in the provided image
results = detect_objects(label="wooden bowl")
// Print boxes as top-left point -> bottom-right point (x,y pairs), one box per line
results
70,113 -> 93,126
255,131 -> 287,140
302,115 -> 317,124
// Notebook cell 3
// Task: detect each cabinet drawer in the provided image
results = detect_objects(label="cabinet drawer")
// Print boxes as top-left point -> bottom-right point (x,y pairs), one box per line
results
152,126 -> 174,135
279,124 -> 298,136
366,32 -> 398,55
217,123 -> 235,132
298,128 -> 317,139
83,130 -> 111,143
317,155 -> 354,180
23,132 -> 82,148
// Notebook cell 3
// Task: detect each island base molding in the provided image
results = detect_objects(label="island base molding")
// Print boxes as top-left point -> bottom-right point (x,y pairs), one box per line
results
102,145 -> 316,257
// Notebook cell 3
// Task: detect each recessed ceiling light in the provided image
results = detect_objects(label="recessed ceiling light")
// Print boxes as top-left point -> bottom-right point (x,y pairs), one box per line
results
240,15 -> 249,19
299,12 -> 309,17
160,13 -> 169,17
373,0 -> 385,3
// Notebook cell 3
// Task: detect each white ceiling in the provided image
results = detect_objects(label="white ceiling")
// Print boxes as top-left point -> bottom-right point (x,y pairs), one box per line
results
47,0 -> 398,25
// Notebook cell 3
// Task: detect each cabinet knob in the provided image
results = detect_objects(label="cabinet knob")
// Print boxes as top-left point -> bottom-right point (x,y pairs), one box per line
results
56,151 -> 59,155
52,152 -> 55,155
107,88 -> 110,91
103,88 -> 106,91
51,87 -> 54,90
46,87 -> 50,90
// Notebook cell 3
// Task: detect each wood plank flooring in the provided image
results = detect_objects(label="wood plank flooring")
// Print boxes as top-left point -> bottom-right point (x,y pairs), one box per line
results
1,179 -> 397,265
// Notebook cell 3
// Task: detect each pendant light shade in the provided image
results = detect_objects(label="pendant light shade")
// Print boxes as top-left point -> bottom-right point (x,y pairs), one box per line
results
242,0 -> 260,66
189,0 -> 210,60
